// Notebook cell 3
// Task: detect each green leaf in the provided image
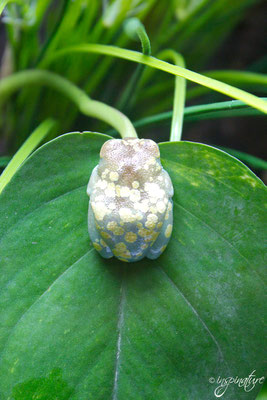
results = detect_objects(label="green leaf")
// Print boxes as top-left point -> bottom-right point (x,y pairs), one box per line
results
0,132 -> 265,399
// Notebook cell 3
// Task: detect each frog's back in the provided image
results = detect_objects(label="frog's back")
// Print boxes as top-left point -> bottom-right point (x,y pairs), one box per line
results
87,138 -> 174,262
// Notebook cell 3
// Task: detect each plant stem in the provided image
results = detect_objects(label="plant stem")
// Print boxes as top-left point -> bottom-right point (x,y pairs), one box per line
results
0,70 -> 137,139
0,119 -> 56,193
43,44 -> 267,113
158,49 -> 186,141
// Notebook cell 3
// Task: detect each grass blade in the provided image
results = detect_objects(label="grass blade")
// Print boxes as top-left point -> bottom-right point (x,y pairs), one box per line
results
0,119 -> 56,193
133,98 -> 267,128
43,44 -> 267,113
157,49 -> 186,141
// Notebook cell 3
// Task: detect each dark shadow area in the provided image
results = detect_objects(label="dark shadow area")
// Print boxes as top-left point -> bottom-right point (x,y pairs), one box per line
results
11,368 -> 74,400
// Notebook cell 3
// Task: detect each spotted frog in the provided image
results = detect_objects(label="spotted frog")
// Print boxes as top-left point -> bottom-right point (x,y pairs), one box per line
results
87,138 -> 174,262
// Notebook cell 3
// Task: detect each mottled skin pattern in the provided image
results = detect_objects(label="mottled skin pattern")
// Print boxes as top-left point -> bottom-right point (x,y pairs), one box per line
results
87,138 -> 174,262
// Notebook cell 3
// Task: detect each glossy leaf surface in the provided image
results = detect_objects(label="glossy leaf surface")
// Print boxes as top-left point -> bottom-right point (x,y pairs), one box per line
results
0,132 -> 265,400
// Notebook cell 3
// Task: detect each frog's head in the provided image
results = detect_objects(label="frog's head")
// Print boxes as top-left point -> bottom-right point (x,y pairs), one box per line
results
99,138 -> 160,173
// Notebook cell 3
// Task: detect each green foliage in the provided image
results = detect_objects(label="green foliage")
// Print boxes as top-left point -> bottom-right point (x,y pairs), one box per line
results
0,1 -> 266,398
0,133 -> 265,399
0,0 -> 266,152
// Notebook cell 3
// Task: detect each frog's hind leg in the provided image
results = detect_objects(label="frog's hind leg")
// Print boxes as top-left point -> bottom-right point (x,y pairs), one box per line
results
146,201 -> 173,260
88,202 -> 113,259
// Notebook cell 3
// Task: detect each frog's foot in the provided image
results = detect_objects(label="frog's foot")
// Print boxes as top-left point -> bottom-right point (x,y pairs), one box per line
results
146,201 -> 173,260
88,202 -> 113,259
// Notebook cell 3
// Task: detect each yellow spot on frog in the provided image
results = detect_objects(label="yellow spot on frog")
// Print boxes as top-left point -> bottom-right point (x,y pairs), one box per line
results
138,228 -> 153,238
101,231 -> 111,239
132,180 -> 139,189
101,169 -> 109,179
92,202 -> 108,221
113,242 -> 131,258
109,171 -> 119,181
108,202 -> 116,210
165,224 -> 172,238
125,232 -> 137,243
120,186 -> 131,197
97,179 -> 108,189
100,239 -> 107,247
107,221 -> 117,231
113,226 -> 124,235
147,157 -> 156,165
149,205 -> 158,214
134,201 -> 149,213
156,201 -> 166,213
115,185 -> 121,196
145,220 -> 156,229
105,183 -> 116,197
119,208 -> 136,223
114,242 -> 127,252
93,242 -> 102,251
130,189 -> 141,202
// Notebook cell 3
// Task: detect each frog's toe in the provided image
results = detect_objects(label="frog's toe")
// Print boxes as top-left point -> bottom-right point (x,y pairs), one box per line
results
88,202 -> 113,259
92,240 -> 113,259
146,205 -> 173,260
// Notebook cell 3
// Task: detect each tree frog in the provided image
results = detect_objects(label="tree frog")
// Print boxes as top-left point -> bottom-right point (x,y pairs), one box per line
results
87,138 -> 174,262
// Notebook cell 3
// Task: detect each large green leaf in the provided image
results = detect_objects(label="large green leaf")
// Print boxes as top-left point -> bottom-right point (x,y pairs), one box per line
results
0,132 -> 265,400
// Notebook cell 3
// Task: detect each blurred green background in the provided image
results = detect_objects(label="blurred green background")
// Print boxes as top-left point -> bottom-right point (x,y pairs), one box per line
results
0,0 -> 266,180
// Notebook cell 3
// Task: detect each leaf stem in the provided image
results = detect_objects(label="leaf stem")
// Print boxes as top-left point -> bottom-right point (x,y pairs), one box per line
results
43,44 -> 267,113
123,18 -> 151,55
117,18 -> 151,111
0,70 -> 137,139
158,49 -> 186,141
0,119 -> 56,193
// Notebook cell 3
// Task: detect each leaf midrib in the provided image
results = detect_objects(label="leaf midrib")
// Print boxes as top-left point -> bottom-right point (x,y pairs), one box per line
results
112,274 -> 126,400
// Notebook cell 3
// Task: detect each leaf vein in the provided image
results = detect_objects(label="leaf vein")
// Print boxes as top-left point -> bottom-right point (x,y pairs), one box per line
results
161,157 -> 262,212
156,263 -> 232,376
173,199 -> 263,282
0,183 -> 87,246
0,248 -> 93,359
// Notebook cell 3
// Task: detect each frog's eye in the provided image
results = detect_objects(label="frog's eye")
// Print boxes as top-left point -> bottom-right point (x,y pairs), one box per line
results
100,139 -> 120,159
143,139 -> 160,158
